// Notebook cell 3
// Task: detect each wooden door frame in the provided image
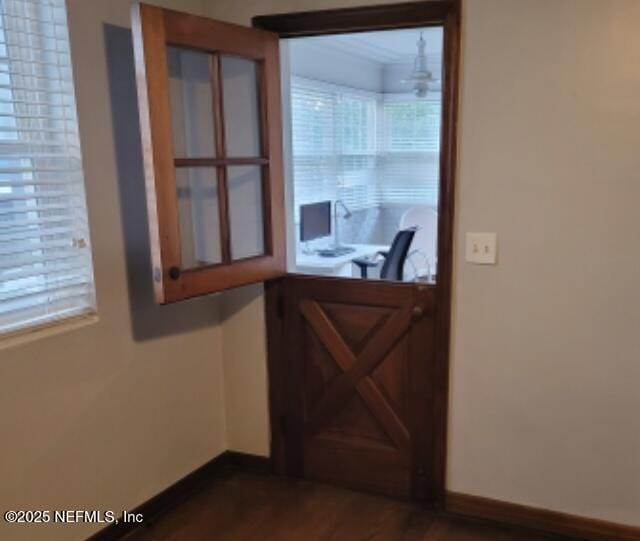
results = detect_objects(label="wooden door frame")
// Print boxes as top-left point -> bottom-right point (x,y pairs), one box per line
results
256,0 -> 461,507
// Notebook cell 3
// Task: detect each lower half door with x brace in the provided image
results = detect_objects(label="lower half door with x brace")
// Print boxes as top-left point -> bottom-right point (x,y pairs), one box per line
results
272,275 -> 436,500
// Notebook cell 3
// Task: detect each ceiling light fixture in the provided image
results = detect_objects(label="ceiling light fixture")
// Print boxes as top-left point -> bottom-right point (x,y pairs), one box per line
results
404,32 -> 435,98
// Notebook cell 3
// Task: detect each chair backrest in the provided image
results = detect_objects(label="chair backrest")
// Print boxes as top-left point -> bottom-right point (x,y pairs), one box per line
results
380,227 -> 417,281
399,205 -> 438,265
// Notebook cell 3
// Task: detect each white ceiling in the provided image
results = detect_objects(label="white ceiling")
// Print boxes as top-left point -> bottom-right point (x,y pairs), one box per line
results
295,27 -> 443,65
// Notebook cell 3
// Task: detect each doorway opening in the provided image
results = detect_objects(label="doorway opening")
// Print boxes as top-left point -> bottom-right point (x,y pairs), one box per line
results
281,28 -> 444,283
254,0 -> 460,505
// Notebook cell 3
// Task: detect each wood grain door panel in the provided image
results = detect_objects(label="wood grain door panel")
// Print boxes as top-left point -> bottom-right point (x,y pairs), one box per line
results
277,275 -> 435,499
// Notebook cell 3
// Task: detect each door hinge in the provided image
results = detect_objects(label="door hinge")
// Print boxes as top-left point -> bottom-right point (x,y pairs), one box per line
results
276,294 -> 285,319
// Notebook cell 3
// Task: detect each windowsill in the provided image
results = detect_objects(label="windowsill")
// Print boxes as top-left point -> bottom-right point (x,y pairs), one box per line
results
0,312 -> 100,352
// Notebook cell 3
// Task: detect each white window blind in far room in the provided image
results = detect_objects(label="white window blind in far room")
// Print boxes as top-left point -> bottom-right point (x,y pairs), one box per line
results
379,95 -> 441,206
290,77 -> 377,219
0,0 -> 96,336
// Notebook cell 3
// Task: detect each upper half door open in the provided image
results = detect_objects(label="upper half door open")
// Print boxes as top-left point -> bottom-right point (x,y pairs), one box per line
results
131,4 -> 286,303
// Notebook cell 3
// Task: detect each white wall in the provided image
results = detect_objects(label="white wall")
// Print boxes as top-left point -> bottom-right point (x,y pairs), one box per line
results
221,284 -> 271,455
450,0 -> 640,525
208,0 -> 640,527
0,2 -> 229,540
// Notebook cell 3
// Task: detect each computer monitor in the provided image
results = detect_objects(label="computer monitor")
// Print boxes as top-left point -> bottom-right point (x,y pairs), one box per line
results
300,201 -> 331,242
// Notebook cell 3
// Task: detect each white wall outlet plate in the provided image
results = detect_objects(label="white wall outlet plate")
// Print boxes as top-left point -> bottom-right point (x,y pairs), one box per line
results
465,232 -> 497,264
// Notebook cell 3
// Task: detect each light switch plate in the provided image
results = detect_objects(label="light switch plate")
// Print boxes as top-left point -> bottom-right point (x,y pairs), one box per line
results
466,232 -> 497,264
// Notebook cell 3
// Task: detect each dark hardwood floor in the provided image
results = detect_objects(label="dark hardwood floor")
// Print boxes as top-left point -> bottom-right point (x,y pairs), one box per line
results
125,472 -> 571,541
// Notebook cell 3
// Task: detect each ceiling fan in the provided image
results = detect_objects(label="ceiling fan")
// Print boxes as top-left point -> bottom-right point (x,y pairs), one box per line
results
401,32 -> 439,97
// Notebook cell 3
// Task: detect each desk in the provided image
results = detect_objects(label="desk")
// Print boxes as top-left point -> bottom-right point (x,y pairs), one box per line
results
295,244 -> 388,278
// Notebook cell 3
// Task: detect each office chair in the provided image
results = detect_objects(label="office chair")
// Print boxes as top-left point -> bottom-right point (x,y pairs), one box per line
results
400,205 -> 438,281
352,227 -> 417,280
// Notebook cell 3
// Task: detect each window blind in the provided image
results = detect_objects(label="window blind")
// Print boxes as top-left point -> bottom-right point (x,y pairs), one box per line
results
383,97 -> 441,152
291,78 -> 377,218
0,0 -> 95,335
380,96 -> 441,206
291,77 -> 442,213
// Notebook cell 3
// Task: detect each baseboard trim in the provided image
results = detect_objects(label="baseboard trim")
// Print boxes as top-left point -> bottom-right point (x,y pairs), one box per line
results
87,451 -> 271,541
225,450 -> 273,475
446,491 -> 640,541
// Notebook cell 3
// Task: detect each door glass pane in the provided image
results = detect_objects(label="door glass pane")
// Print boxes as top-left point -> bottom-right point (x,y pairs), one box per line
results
175,168 -> 221,268
228,166 -> 265,260
167,46 -> 216,158
221,56 -> 261,157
